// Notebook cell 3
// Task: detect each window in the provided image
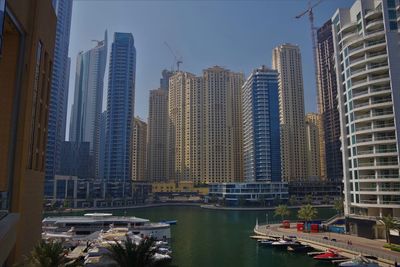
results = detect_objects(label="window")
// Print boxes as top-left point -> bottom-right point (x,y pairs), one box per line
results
387,0 -> 396,8
388,10 -> 397,19
356,12 -> 361,21
389,21 -> 398,30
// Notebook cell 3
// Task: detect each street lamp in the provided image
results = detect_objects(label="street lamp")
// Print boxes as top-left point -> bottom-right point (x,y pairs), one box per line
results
266,213 -> 269,225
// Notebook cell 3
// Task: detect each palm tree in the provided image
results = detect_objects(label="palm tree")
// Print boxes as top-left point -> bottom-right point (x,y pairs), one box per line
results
303,194 -> 313,205
274,204 -> 290,221
289,195 -> 297,206
107,236 -> 169,267
26,240 -> 68,267
380,215 -> 400,245
297,204 -> 318,222
333,198 -> 344,215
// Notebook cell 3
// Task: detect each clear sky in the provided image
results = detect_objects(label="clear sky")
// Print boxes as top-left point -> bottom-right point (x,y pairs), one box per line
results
67,0 -> 351,134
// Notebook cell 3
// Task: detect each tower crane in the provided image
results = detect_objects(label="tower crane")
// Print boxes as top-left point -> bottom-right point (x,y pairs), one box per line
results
295,0 -> 324,113
164,41 -> 183,71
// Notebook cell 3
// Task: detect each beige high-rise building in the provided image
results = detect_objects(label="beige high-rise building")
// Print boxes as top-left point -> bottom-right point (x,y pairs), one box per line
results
147,89 -> 169,182
305,113 -> 326,179
167,67 -> 244,184
272,43 -> 307,181
168,72 -> 203,183
131,117 -> 147,181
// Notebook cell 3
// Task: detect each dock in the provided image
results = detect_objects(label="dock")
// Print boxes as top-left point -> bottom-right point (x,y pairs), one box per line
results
252,226 -> 395,267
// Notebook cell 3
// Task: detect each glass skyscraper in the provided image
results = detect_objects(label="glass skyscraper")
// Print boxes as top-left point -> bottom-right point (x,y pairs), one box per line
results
45,0 -> 73,196
242,66 -> 281,182
104,32 -> 136,182
69,31 -> 107,178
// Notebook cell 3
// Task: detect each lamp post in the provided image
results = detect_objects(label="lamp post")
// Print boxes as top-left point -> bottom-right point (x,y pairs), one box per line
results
266,213 -> 269,225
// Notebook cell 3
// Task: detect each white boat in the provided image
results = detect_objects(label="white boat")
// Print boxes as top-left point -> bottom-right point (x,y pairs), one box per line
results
42,213 -> 171,240
271,238 -> 300,249
339,255 -> 380,267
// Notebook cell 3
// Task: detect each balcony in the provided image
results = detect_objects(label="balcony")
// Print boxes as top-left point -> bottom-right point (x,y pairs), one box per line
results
365,8 -> 383,20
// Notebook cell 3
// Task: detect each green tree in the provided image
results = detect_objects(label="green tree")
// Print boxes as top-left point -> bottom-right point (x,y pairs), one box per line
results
289,195 -> 297,206
380,215 -> 400,245
107,237 -> 169,267
297,204 -> 318,222
25,240 -> 68,267
322,195 -> 330,205
274,204 -> 290,221
303,194 -> 313,205
333,198 -> 344,215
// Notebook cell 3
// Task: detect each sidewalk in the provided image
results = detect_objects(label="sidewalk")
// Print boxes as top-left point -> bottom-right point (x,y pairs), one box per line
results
255,223 -> 399,266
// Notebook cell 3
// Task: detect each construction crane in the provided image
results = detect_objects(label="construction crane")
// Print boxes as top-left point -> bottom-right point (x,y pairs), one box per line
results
295,0 -> 324,113
164,41 -> 183,71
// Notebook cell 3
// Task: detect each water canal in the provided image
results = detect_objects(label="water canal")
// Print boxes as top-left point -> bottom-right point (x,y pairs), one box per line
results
66,205 -> 337,267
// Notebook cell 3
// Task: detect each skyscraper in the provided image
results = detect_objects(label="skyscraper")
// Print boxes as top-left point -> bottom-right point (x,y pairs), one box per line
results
45,0 -> 73,197
99,111 -> 107,179
305,113 -> 324,179
168,67 -> 244,183
69,31 -> 107,178
131,117 -> 147,181
104,32 -> 136,181
332,0 -> 400,229
272,44 -> 307,181
160,69 -> 174,90
147,89 -> 169,182
168,71 -> 202,183
242,66 -> 281,182
316,20 -> 343,182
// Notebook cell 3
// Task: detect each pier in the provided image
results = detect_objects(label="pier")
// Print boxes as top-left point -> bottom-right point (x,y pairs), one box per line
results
253,223 -> 399,267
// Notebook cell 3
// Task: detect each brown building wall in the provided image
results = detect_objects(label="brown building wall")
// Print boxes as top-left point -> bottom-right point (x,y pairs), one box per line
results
0,0 -> 56,263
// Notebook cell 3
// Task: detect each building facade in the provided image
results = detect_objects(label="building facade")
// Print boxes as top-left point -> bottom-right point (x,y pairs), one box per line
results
317,19 -> 343,182
0,0 -> 56,263
203,67 -> 244,183
59,141 -> 91,179
45,0 -> 73,197
272,44 -> 307,181
131,117 -> 147,181
147,89 -> 169,182
332,0 -> 400,223
98,111 -> 107,179
242,66 -> 281,182
305,113 -> 325,179
168,67 -> 244,184
69,31 -> 107,178
104,32 -> 136,181
168,71 -> 202,183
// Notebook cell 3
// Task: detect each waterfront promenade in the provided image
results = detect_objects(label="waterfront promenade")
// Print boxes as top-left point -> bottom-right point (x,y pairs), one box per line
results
254,223 -> 399,266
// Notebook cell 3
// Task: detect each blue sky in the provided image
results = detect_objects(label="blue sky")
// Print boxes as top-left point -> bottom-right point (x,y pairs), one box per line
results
67,0 -> 351,129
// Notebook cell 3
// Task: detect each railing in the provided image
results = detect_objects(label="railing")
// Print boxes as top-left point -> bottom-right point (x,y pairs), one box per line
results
357,138 -> 373,143
355,113 -> 371,120
350,55 -> 366,65
265,229 -> 399,262
374,135 -> 396,141
353,101 -> 369,108
351,68 -> 366,75
352,78 -> 368,86
352,90 -> 368,97
370,86 -> 390,93
367,50 -> 387,58
376,161 -> 398,166
371,98 -> 392,104
357,150 -> 374,155
356,125 -> 372,131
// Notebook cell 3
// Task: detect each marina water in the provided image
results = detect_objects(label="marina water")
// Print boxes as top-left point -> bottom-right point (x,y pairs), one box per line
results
54,206 -> 337,267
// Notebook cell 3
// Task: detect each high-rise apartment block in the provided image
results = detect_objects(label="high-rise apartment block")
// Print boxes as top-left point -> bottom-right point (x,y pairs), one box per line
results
0,0 -> 56,263
332,0 -> 400,229
305,113 -> 325,179
242,66 -> 281,182
45,0 -> 73,197
69,31 -> 107,178
147,89 -> 169,182
168,67 -> 244,184
317,20 -> 343,182
131,117 -> 147,181
104,33 -> 136,181
272,44 -> 307,181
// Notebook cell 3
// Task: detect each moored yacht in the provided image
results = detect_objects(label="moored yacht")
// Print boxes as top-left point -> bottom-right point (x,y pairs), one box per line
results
42,213 -> 171,240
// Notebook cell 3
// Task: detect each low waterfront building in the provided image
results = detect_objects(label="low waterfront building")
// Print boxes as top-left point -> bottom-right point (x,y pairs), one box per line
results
151,181 -> 209,197
288,180 -> 343,204
45,176 -> 151,209
208,182 -> 288,206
